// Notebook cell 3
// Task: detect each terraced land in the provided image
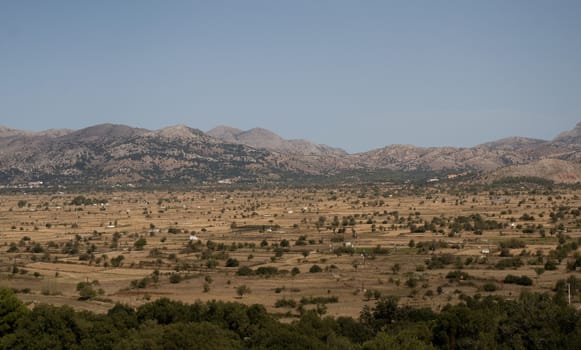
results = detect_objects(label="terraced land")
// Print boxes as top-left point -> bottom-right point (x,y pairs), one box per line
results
1,184 -> 580,317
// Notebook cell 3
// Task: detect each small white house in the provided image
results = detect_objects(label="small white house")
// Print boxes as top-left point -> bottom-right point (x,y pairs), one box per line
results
481,248 -> 490,255
189,234 -> 199,241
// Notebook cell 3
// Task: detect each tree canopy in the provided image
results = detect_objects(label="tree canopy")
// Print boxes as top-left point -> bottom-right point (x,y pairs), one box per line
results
1,287 -> 581,349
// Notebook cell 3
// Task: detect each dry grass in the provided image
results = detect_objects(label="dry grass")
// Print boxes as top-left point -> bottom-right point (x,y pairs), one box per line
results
1,186 -> 579,317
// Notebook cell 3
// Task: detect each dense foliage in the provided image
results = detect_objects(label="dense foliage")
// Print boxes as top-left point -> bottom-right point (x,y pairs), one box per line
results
1,288 -> 581,349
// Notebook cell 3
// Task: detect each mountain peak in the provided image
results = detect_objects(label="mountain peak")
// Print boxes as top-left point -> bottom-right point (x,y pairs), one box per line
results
237,127 -> 285,144
62,123 -> 149,141
0,125 -> 72,139
153,125 -> 205,139
553,122 -> 581,145
206,125 -> 243,143
476,136 -> 547,151
206,125 -> 346,156
0,125 -> 27,138
0,122 -> 579,185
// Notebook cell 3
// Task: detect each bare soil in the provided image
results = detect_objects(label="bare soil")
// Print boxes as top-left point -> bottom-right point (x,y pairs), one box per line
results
1,186 -> 579,318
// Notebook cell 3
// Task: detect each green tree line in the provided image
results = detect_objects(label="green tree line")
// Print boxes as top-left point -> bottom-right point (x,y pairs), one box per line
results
1,287 -> 581,349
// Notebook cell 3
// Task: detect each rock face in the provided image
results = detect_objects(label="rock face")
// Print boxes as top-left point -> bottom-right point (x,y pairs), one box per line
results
0,122 -> 579,185
0,124 -> 300,185
207,126 -> 348,156
553,122 -> 581,146
205,125 -> 243,144
354,123 -> 580,175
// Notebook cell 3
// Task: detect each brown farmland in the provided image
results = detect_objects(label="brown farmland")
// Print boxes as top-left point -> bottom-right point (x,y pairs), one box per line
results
1,185 -> 580,318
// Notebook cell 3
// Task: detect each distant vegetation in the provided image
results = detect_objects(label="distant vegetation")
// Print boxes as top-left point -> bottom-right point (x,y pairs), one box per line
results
1,287 -> 581,349
492,176 -> 555,187
1,176 -> 580,349
70,196 -> 108,206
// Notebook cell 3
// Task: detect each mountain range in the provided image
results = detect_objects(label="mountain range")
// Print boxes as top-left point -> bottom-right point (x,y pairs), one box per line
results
0,122 -> 579,186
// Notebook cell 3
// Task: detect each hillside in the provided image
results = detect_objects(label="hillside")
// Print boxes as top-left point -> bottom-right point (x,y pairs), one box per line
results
0,124 -> 304,186
207,126 -> 348,156
0,122 -> 579,186
485,158 -> 581,184
354,124 -> 580,174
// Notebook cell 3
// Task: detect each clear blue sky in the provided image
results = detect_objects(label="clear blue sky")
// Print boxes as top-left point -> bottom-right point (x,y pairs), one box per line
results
1,1 -> 580,153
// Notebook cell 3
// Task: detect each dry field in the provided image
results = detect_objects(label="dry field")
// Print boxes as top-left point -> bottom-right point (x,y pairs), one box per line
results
1,185 -> 580,318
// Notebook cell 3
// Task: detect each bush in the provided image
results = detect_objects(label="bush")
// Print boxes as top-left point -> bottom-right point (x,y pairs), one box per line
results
255,266 -> 279,276
426,254 -> 455,269
309,264 -> 323,273
500,239 -> 526,249
503,274 -> 533,286
225,258 -> 239,267
110,255 -> 125,267
482,283 -> 498,292
236,266 -> 254,276
76,281 -> 99,300
300,296 -> 339,305
405,278 -> 418,288
274,298 -> 297,308
169,273 -> 182,284
136,278 -> 151,289
495,257 -> 523,270
206,259 -> 218,269
236,284 -> 251,297
134,238 -> 147,250
544,260 -> 558,270
445,270 -> 471,281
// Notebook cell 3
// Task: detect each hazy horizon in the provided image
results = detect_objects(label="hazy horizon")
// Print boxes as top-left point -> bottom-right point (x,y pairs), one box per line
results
1,1 -> 580,153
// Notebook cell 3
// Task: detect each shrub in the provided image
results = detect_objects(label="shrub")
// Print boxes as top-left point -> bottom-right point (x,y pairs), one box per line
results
445,270 -> 471,281
500,239 -> 526,249
169,273 -> 182,284
225,258 -> 239,267
134,238 -> 147,250
503,274 -> 533,286
482,283 -> 498,292
544,260 -> 558,271
426,254 -> 455,269
206,259 -> 218,269
495,257 -> 523,270
236,284 -> 251,297
274,298 -> 297,308
405,278 -> 418,288
236,266 -> 254,276
300,296 -> 339,305
255,266 -> 279,276
110,255 -> 125,267
309,264 -> 323,273
76,281 -> 99,300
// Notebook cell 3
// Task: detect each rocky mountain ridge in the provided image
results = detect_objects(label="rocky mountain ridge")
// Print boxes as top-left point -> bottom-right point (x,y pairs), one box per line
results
207,125 -> 348,156
0,122 -> 579,186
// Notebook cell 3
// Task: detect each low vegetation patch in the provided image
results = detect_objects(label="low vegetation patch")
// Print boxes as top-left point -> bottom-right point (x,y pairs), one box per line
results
503,274 -> 533,286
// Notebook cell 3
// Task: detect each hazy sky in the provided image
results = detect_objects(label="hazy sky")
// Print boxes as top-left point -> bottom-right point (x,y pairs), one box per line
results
1,1 -> 580,153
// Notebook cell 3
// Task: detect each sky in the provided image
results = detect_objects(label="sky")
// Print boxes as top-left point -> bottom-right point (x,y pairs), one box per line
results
1,1 -> 580,153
